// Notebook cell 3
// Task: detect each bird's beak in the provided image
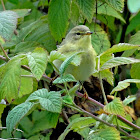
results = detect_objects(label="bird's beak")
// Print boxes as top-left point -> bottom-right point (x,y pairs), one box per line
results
85,31 -> 93,35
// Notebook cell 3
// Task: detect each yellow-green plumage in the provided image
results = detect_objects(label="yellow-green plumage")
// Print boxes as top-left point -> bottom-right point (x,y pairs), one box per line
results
53,25 -> 97,81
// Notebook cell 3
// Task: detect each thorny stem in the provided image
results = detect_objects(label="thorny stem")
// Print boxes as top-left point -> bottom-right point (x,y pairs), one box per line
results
0,44 -> 10,61
97,55 -> 108,104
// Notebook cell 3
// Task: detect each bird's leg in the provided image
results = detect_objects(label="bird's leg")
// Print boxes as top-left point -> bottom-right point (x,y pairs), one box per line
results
79,81 -> 89,100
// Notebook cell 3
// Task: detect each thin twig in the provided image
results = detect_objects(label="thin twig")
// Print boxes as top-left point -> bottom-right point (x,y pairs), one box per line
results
73,104 -> 140,140
76,91 -> 140,130
1,0 -> 5,10
0,44 -> 10,61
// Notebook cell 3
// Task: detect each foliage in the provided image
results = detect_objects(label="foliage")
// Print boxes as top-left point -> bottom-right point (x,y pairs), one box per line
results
0,0 -> 140,139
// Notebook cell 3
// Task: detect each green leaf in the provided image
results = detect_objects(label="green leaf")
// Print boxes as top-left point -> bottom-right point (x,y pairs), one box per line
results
53,74 -> 77,84
122,33 -> 140,57
101,43 -> 140,56
58,117 -> 96,140
70,1 -> 84,25
97,2 -> 125,23
131,53 -> 140,88
49,50 -> 66,62
101,57 -> 140,70
59,52 -> 82,76
15,41 -> 43,53
0,55 -> 25,102
93,69 -> 114,85
0,10 -> 18,40
105,0 -> 124,12
87,24 -> 111,54
18,19 -> 56,52
126,12 -> 140,35
26,89 -> 62,113
123,95 -> 136,106
6,102 -> 34,134
88,127 -> 120,140
0,104 -> 6,127
97,15 -> 116,31
31,110 -> 59,134
127,0 -> 140,13
104,98 -> 125,117
75,0 -> 96,23
27,47 -> 48,80
110,79 -> 140,95
129,31 -> 140,45
48,0 -> 70,41
113,114 -> 133,130
12,9 -> 31,18
18,69 -> 33,98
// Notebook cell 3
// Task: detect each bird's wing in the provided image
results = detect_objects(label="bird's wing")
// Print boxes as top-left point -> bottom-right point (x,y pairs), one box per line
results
57,43 -> 84,66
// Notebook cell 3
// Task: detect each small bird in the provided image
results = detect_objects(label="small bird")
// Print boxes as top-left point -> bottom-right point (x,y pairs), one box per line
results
53,25 -> 97,81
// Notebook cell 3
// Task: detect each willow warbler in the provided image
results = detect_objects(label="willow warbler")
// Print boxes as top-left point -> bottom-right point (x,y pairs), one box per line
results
53,25 -> 97,81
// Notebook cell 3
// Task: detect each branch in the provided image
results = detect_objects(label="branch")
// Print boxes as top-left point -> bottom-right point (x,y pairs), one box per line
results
1,0 -> 5,10
76,91 -> 140,130
73,104 -> 140,140
0,44 -> 10,61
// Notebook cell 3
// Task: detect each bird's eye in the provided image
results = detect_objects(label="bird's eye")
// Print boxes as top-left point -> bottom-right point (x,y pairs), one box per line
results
76,33 -> 81,35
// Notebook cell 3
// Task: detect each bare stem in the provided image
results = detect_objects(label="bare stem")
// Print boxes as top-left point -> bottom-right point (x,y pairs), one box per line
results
0,44 -> 10,61
73,104 -> 140,140
76,91 -> 140,130
97,55 -> 108,104
1,0 -> 5,10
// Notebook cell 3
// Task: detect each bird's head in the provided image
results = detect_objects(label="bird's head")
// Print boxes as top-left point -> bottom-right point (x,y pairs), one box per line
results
64,25 -> 93,45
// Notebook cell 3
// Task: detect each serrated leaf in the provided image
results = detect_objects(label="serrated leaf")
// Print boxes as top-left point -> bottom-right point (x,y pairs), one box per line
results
0,55 -> 25,102
104,98 -> 125,117
27,47 -> 48,80
48,0 -> 70,41
93,69 -> 114,85
101,57 -> 140,70
87,24 -> 111,54
70,1 -> 84,25
18,19 -> 56,52
6,102 -> 34,134
59,52 -> 82,76
15,41 -> 43,53
0,10 -> 18,40
123,95 -> 136,106
53,74 -> 77,84
131,54 -> 140,88
110,79 -> 140,95
105,0 -> 124,12
26,89 -> 62,113
97,2 -> 125,23
88,127 -> 120,140
101,43 -> 140,56
75,0 -> 96,23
